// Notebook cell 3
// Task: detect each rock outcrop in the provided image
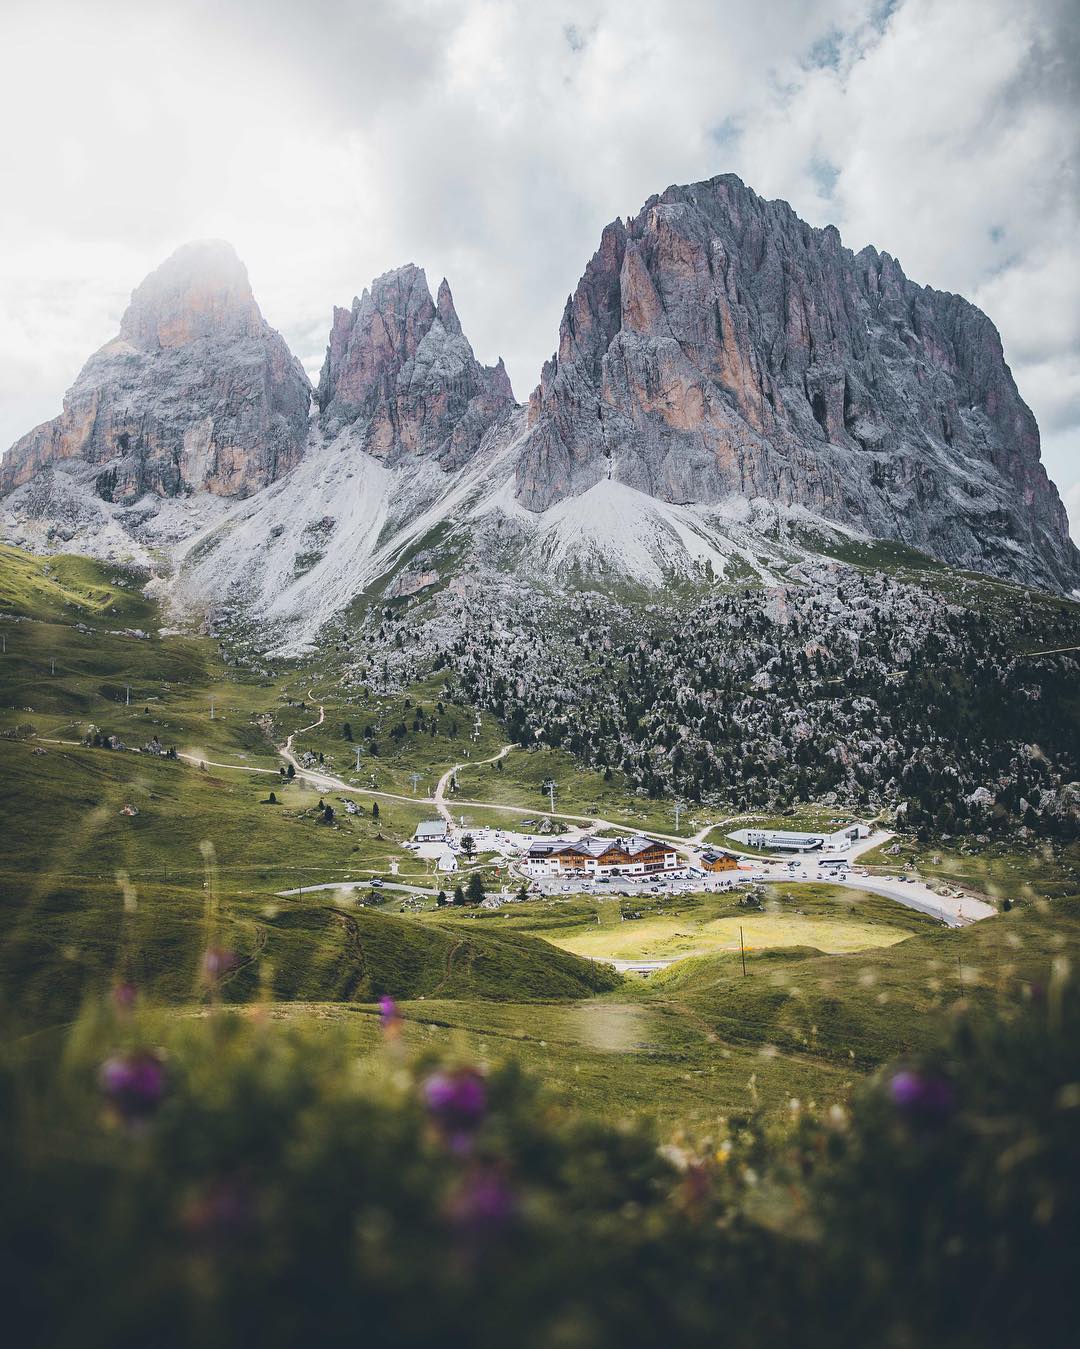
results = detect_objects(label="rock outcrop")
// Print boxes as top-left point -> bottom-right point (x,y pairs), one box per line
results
0,241 -> 311,501
316,264 -> 515,468
515,174 -> 1080,593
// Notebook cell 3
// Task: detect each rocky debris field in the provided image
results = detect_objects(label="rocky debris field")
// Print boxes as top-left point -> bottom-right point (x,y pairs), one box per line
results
332,558 -> 1079,842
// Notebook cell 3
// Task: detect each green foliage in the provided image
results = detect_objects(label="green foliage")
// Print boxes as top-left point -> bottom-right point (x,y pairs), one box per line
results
2,981 -> 1078,1347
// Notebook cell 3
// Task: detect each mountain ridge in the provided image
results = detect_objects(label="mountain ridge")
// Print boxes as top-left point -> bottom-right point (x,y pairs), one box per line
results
1,172 -> 1078,640
515,174 -> 1077,592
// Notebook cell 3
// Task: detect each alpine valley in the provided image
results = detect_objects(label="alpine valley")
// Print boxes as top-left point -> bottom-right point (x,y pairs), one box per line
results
3,171 -> 1080,1349
2,172 -> 1077,842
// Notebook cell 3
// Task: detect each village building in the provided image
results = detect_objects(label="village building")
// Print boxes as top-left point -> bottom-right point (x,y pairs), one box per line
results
523,834 -> 680,879
414,820 -> 449,844
728,823 -> 870,853
698,848 -> 739,873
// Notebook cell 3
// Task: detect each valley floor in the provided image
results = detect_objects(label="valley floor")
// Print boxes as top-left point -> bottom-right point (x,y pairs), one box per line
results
1,543 -> 1077,1136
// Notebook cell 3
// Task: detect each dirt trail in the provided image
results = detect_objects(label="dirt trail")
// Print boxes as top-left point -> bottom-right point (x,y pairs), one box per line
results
433,743 -> 514,826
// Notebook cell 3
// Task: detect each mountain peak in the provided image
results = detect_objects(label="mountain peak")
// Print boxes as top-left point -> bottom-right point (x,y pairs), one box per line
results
436,277 -> 462,336
514,171 -> 1080,593
0,241 -> 310,499
119,239 -> 263,351
317,266 -> 516,468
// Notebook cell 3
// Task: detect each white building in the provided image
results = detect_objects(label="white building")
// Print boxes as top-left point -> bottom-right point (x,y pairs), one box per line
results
414,820 -> 449,844
728,823 -> 870,853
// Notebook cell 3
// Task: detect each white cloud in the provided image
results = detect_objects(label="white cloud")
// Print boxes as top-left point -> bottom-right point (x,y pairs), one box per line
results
1066,483 -> 1080,545
0,0 -> 1076,536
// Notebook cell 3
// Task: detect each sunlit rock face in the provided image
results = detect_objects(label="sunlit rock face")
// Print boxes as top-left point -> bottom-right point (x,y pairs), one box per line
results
316,264 -> 516,469
0,240 -> 312,501
516,174 -> 1080,592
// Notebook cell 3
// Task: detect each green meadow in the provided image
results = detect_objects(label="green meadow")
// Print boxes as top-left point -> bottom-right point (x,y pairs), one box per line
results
2,543 -> 1078,1133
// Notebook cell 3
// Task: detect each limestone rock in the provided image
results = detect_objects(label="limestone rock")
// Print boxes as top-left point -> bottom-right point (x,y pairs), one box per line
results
514,174 -> 1080,593
317,264 -> 516,468
0,241 -> 312,501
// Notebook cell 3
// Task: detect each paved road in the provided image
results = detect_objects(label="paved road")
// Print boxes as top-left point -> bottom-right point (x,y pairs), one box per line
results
277,879 -> 437,899
37,720 -> 991,932
826,874 -> 993,926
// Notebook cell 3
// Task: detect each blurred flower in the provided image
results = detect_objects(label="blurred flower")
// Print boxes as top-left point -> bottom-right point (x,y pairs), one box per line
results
379,995 -> 402,1037
447,1167 -> 518,1232
202,947 -> 238,982
424,1067 -> 487,1140
99,1050 -> 166,1125
182,1178 -> 257,1245
888,1069 -> 956,1123
678,1162 -> 712,1211
111,981 -> 137,1012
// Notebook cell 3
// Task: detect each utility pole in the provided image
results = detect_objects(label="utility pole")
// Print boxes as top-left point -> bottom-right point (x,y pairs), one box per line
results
355,747 -> 362,772
674,801 -> 684,831
50,656 -> 56,675
409,772 -> 422,795
740,926 -> 747,978
210,699 -> 215,720
543,780 -> 557,815
125,684 -> 131,707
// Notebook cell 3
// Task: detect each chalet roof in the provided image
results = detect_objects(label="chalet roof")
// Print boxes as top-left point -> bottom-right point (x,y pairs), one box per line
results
526,834 -> 669,861
700,848 -> 736,863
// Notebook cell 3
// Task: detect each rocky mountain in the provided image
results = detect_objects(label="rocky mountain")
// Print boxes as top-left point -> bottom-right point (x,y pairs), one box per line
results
1,174 -> 1078,652
516,175 -> 1079,594
0,240 -> 311,501
317,264 -> 515,468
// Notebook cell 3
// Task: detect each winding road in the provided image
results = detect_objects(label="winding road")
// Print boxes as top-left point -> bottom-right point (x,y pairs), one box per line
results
37,693 -> 994,935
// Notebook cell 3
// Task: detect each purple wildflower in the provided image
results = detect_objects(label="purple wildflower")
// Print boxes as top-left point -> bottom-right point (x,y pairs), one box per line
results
423,1067 -> 488,1133
379,995 -> 401,1033
202,947 -> 238,981
111,981 -> 137,1011
447,1167 -> 518,1232
182,1178 -> 257,1244
99,1050 -> 166,1124
888,1069 -> 956,1123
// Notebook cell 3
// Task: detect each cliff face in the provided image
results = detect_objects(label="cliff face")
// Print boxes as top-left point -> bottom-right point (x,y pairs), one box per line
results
316,264 -> 516,469
0,241 -> 312,501
515,175 -> 1079,592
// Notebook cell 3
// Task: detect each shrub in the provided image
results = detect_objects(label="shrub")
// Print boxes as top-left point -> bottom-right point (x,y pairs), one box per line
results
1,979 -> 1078,1347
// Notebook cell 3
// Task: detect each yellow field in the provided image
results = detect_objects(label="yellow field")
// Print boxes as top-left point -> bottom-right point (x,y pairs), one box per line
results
549,909 -> 913,962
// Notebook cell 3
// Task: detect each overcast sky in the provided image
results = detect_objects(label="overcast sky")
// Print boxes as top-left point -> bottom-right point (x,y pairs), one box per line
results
1,0 -> 1076,535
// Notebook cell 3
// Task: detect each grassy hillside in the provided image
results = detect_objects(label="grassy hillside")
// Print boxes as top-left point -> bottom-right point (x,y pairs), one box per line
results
0,543 -> 156,624
0,547 -> 623,1026
4,542 -> 1078,1140
643,897 -> 1080,1066
0,734 -> 619,1023
418,883 -> 938,962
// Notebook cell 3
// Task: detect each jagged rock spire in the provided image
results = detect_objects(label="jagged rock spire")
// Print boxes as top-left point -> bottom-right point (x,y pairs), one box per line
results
317,264 -> 516,468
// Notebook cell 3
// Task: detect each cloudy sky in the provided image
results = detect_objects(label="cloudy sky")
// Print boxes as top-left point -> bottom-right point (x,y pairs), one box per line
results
1,0 -> 1077,534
